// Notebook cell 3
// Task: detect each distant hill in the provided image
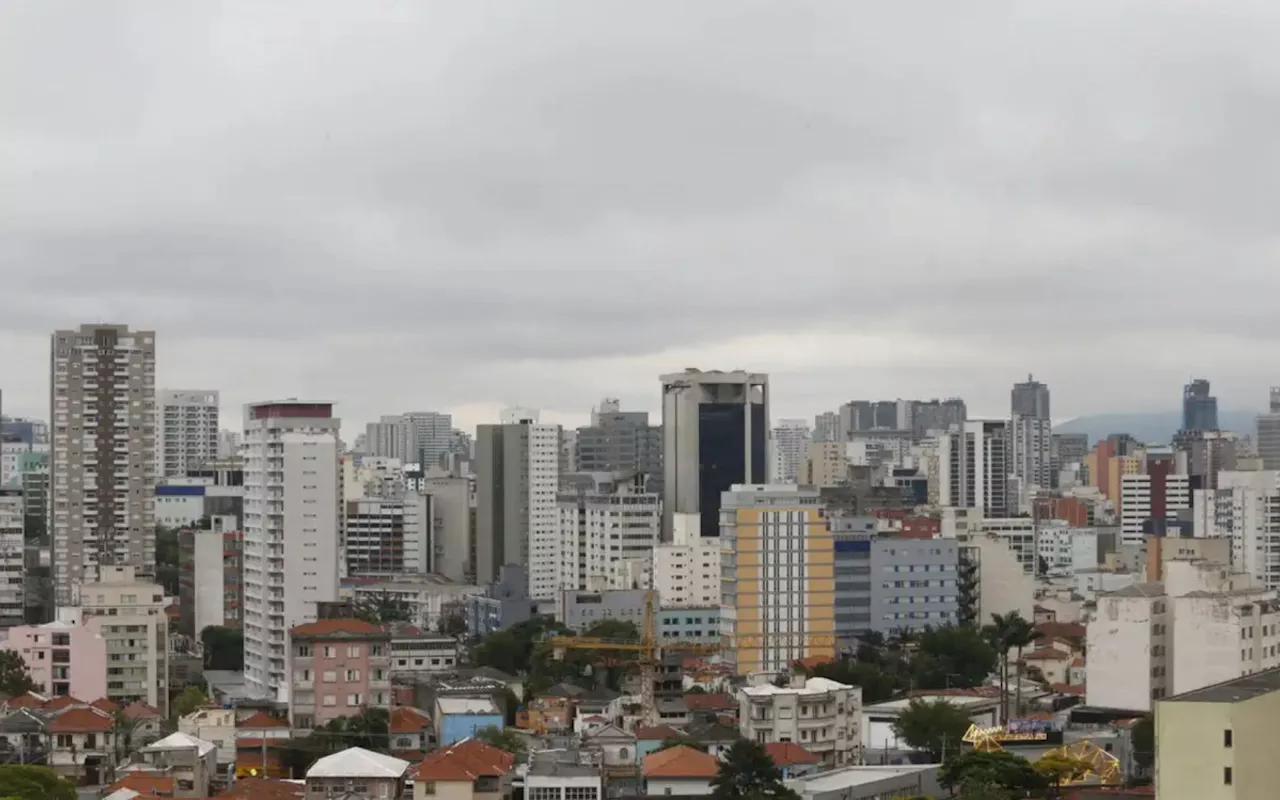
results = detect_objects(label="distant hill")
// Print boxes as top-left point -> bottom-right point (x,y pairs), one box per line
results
1053,410 -> 1259,446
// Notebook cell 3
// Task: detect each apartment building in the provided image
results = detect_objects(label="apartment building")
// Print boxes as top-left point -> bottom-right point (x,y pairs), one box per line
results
554,481 -> 660,593
770,419 -> 812,484
576,399 -> 663,488
1088,558 -> 1280,713
2,611 -> 107,700
49,324 -> 157,607
475,410 -> 560,594
720,485 -> 835,675
0,486 -> 24,628
804,442 -> 847,488
418,473 -> 471,583
1120,471 -> 1191,545
938,420 -> 1011,518
156,390 -> 220,478
738,675 -> 862,767
344,493 -> 434,578
1157,669 -> 1280,800
1035,523 -> 1100,576
1195,470 -> 1280,591
347,577 -> 490,635
652,513 -> 721,608
177,516 -> 243,638
241,400 -> 341,700
78,565 -> 170,715
288,618 -> 394,731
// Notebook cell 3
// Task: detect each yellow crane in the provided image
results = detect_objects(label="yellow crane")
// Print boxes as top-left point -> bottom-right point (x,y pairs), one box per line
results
549,590 -> 838,725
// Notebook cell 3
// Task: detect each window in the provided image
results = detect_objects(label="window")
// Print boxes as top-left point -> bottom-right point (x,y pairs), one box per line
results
56,734 -> 72,748
347,693 -> 362,706
348,645 -> 361,657
346,669 -> 360,681
323,646 -> 335,658
323,696 -> 336,707
1224,729 -> 1233,748
421,783 -> 436,796
1224,767 -> 1233,785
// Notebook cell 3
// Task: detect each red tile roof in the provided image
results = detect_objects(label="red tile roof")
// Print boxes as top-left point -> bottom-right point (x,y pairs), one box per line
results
42,695 -> 87,711
412,738 -> 516,782
214,779 -> 305,799
1022,648 -> 1071,662
6,692 -> 46,709
122,701 -> 164,719
49,706 -> 113,733
108,774 -> 177,795
765,742 -> 820,767
92,698 -> 122,713
389,707 -> 432,734
635,725 -> 684,741
290,618 -> 387,637
684,693 -> 736,712
643,745 -> 719,779
1035,621 -> 1086,640
793,655 -> 835,670
238,710 -> 290,729
1051,683 -> 1087,696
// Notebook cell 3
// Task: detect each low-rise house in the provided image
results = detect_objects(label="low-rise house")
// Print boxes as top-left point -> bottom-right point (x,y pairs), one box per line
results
739,676 -> 863,767
179,706 -> 237,766
128,731 -> 218,797
288,618 -> 394,731
861,690 -> 1000,754
526,751 -> 603,800
683,693 -> 737,724
1022,647 -> 1074,686
306,746 -> 411,799
410,737 -> 515,800
0,708 -> 46,762
119,701 -> 166,747
516,696 -> 573,735
389,706 -> 434,757
3,691 -> 47,710
48,705 -> 114,784
213,777 -> 305,800
765,742 -> 820,779
435,697 -> 503,746
583,723 -> 637,774
235,710 -> 292,779
685,720 -> 738,760
634,725 -> 684,763
642,744 -> 718,796
104,773 -> 178,799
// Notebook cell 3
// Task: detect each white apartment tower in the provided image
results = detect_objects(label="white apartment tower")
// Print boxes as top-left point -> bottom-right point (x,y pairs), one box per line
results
1195,470 -> 1280,590
554,481 -> 660,593
1010,376 -> 1052,491
652,512 -> 721,608
938,420 -> 1011,518
241,400 -> 341,700
475,409 -> 561,596
156,389 -> 220,478
50,324 -> 157,608
769,419 -> 812,484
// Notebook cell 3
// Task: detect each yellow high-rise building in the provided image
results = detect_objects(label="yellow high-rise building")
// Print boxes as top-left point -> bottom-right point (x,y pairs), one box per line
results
720,485 -> 836,676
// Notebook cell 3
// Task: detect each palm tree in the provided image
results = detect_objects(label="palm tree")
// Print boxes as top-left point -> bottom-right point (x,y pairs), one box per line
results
111,709 -> 144,781
1005,615 -> 1042,717
982,613 -> 1016,722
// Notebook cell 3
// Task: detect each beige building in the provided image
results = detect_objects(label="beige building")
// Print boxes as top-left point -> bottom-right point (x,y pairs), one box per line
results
739,675 -> 862,767
720,485 -> 835,676
1157,668 -> 1280,800
804,442 -> 847,487
79,565 -> 170,714
50,324 -> 157,607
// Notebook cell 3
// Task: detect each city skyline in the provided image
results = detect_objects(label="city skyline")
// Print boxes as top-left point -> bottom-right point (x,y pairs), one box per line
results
5,3 -> 1280,438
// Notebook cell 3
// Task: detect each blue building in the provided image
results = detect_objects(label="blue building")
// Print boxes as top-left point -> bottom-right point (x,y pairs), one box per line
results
435,696 -> 504,745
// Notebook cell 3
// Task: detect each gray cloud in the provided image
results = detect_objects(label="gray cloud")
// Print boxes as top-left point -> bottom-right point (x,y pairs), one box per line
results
2,0 -> 1280,433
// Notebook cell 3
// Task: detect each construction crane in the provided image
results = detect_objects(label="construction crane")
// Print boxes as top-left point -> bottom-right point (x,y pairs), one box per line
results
548,590 -> 838,725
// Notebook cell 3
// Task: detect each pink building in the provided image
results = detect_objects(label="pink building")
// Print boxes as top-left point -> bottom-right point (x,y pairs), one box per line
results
288,618 -> 393,731
3,612 -> 107,701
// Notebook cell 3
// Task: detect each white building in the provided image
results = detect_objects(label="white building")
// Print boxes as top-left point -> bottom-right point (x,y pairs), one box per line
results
977,518 -> 1038,574
241,400 -> 341,700
770,419 -> 812,484
1011,414 -> 1052,498
965,534 -> 1035,624
0,487 -> 23,628
1036,523 -> 1099,577
50,324 -> 157,608
938,420 -> 1011,518
344,494 -> 434,578
1195,470 -> 1280,590
555,484 -> 660,593
347,578 -> 488,633
1119,472 -> 1190,545
862,692 -> 999,752
216,430 -> 242,459
738,676 -> 862,767
79,565 -> 170,714
156,390 -> 220,478
178,707 -> 237,766
652,513 -> 721,608
1087,557 -> 1280,713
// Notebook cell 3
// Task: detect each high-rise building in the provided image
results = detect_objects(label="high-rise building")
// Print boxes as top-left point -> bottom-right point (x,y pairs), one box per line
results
575,400 -> 662,489
938,420 -> 1011,518
178,515 -> 244,638
908,398 -> 967,441
400,412 -> 454,469
241,400 -> 341,700
1010,376 -> 1052,492
1257,389 -> 1280,471
474,409 -> 560,596
652,513 -> 721,608
418,474 -> 471,583
0,486 -> 24,629
1182,378 -> 1219,433
1194,470 -> 1280,590
1050,433 -> 1089,488
719,485 -> 835,675
554,480 -> 659,593
78,565 -> 171,715
364,415 -> 407,460
812,411 -> 839,443
1119,470 -> 1190,546
660,369 -> 769,538
344,494 -> 435,578
156,389 -> 220,478
769,419 -> 812,484
50,324 -> 157,607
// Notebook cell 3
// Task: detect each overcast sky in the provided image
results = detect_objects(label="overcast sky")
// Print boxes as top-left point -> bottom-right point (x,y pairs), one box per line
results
3,1 -> 1279,437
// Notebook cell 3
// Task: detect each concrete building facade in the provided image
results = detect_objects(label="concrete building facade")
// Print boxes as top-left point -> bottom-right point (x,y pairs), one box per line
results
0,486 -> 24,628
661,369 -> 769,539
79,565 -> 170,714
2,611 -> 107,701
178,516 -> 244,638
344,493 -> 434,578
241,400 -> 342,700
156,389 -> 220,479
720,485 -> 835,675
575,400 -> 663,489
652,513 -> 721,609
770,419 -> 812,484
938,420 -> 1011,518
738,676 -> 862,767
50,324 -> 157,607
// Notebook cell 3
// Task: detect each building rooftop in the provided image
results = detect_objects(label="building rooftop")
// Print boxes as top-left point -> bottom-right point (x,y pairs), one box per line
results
766,742 -> 820,768
643,745 -> 719,779
143,731 -> 218,758
290,618 -> 388,638
412,738 -> 515,782
436,697 -> 500,715
307,747 -> 410,779
1166,667 -> 1280,703
740,677 -> 853,698
1102,582 -> 1165,598
787,763 -> 941,793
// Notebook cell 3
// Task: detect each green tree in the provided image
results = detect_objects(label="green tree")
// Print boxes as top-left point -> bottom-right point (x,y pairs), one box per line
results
200,625 -> 245,671
657,735 -> 707,752
939,751 -> 1045,796
155,525 -> 181,596
982,613 -> 1018,721
475,725 -> 527,757
1130,714 -> 1153,774
315,708 -> 390,751
913,625 -> 998,692
0,765 -> 76,800
110,709 -> 146,782
437,608 -> 469,638
1034,753 -> 1089,797
582,619 -> 640,641
171,685 -> 209,718
1003,614 -> 1042,716
0,651 -> 37,697
353,591 -> 412,624
891,699 -> 972,760
711,739 -> 800,800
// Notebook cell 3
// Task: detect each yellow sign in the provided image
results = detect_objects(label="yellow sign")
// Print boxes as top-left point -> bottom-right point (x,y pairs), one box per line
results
962,724 -> 1048,743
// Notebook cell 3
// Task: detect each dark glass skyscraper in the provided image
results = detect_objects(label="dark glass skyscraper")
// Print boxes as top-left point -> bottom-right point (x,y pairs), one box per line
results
1182,379 -> 1219,433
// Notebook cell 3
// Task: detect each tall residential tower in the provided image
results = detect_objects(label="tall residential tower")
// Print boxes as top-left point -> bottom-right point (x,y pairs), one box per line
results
156,389 -> 220,478
49,324 -> 156,607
